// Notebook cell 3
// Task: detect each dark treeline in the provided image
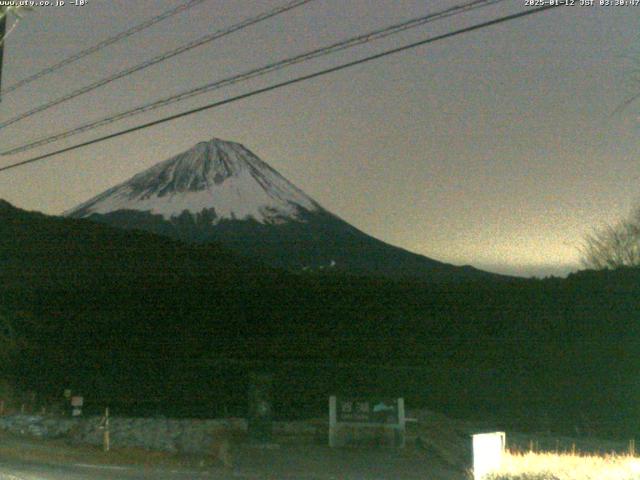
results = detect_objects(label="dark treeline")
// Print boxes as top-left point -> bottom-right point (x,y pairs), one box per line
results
1,201 -> 639,437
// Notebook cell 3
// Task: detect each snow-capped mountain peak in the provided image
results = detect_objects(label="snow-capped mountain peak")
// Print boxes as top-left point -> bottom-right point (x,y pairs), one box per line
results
65,137 -> 501,281
65,138 -> 322,224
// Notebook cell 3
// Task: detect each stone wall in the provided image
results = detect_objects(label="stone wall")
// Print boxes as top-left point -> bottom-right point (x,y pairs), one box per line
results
0,415 -> 327,453
0,414 -> 248,454
273,419 -> 327,444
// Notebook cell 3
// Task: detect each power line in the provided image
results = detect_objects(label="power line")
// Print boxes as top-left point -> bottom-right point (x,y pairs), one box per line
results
1,0 -> 506,156
1,0 -> 211,96
0,4 -> 559,174
0,0 -> 314,130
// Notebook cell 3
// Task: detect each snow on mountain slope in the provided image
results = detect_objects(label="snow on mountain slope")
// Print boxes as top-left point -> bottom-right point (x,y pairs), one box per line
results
65,138 -> 322,224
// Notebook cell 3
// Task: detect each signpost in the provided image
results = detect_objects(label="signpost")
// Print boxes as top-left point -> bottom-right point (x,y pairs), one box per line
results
329,396 -> 405,447
70,395 -> 84,417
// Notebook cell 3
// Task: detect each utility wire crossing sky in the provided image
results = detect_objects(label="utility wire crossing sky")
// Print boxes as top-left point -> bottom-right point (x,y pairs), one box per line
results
1,0 -> 211,95
1,0 -> 511,156
0,2 -> 558,173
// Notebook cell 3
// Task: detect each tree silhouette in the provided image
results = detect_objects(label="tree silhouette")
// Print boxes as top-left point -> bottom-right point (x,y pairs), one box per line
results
580,206 -> 640,269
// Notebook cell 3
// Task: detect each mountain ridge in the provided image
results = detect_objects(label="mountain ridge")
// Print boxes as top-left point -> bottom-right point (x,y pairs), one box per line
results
66,137 -> 507,282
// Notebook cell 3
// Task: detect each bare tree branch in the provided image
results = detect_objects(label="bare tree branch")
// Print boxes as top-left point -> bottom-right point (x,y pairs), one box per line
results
580,206 -> 640,270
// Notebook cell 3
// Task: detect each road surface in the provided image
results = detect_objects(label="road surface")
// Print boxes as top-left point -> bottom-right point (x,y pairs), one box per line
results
0,458 -> 229,480
0,434 -> 464,479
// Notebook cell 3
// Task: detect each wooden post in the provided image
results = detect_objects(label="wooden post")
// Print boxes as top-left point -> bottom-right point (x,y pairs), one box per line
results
0,400 -> 4,416
571,443 -> 576,455
629,439 -> 635,457
103,407 -> 110,452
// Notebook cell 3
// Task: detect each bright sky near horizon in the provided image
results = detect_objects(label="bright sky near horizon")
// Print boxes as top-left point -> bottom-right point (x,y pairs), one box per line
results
0,0 -> 638,278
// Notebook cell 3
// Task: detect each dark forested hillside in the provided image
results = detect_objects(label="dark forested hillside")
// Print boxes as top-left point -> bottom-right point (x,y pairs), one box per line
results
2,200 -> 639,437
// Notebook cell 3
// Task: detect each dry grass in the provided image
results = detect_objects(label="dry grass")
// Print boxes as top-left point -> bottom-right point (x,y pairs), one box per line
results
487,451 -> 640,480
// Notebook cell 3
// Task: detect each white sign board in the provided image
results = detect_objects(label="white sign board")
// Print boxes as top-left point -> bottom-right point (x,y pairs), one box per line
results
329,396 -> 405,448
472,432 -> 506,480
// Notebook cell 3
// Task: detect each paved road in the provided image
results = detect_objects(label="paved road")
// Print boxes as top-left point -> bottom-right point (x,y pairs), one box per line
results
0,453 -> 464,480
0,439 -> 464,479
0,459 -> 232,480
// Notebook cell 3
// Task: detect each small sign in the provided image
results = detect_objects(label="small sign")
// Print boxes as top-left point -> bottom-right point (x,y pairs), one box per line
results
329,396 -> 406,448
71,407 -> 82,417
63,389 -> 72,399
336,398 -> 399,424
70,396 -> 84,407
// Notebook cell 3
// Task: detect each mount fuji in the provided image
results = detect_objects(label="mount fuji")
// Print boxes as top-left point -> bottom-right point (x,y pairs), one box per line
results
66,137 -> 497,281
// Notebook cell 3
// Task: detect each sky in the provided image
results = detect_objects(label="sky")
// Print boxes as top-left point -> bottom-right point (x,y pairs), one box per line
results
0,0 -> 638,278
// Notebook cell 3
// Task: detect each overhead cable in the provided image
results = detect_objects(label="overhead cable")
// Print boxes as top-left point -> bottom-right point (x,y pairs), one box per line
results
0,0 -> 314,129
2,0 -> 211,95
0,4 -> 559,174
1,0 -> 505,156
